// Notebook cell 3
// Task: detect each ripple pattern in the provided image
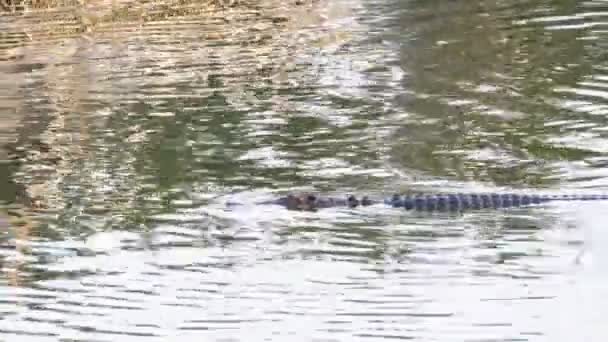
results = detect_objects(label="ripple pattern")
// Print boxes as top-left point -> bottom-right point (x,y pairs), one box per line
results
2,0 -> 608,341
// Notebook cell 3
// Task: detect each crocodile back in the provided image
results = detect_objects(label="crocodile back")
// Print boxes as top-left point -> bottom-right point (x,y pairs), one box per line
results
384,193 -> 608,211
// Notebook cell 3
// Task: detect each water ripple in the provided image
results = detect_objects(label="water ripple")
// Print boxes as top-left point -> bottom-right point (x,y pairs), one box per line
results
2,0 -> 608,340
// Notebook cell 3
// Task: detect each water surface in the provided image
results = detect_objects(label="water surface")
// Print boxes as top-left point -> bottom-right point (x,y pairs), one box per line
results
2,0 -> 608,340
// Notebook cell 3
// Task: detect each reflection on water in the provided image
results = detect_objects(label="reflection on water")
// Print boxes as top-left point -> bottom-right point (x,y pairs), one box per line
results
2,0 -> 608,340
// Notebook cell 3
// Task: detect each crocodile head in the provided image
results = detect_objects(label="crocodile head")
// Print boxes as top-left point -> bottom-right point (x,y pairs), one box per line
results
285,194 -> 318,211
282,194 -> 373,211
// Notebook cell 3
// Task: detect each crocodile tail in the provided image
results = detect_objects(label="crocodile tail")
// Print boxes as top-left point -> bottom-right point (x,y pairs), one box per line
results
387,192 -> 593,211
560,194 -> 608,201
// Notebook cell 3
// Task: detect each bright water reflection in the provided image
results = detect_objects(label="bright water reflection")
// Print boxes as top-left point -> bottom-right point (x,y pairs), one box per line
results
2,0 -> 608,340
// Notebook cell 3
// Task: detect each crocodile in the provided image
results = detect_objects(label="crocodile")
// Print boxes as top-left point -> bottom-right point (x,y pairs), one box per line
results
251,192 -> 608,211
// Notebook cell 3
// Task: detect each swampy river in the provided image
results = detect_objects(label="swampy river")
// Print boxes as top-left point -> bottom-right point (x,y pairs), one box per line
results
2,0 -> 608,340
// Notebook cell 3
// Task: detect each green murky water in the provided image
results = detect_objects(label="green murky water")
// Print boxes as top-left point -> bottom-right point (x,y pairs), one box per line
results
1,0 -> 608,340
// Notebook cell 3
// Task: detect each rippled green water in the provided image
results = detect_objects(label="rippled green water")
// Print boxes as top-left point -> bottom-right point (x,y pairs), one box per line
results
2,0 -> 608,340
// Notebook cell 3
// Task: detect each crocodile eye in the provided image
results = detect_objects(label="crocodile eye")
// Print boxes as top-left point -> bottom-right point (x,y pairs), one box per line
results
307,194 -> 316,203
347,195 -> 359,207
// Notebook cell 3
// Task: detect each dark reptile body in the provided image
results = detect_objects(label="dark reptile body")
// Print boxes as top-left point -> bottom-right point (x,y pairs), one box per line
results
262,193 -> 608,211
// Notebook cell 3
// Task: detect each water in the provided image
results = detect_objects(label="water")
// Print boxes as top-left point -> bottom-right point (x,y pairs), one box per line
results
1,0 -> 608,340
